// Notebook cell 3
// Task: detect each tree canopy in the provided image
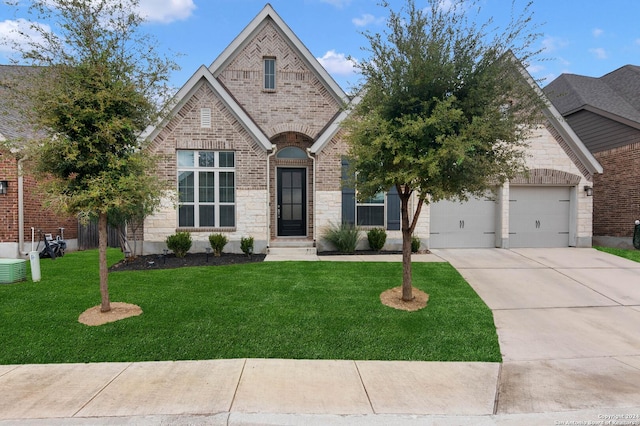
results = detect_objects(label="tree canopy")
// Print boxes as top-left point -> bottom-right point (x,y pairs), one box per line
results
343,0 -> 545,300
4,0 -> 177,312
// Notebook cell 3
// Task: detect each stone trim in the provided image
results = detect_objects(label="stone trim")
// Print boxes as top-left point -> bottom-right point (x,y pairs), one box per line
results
511,168 -> 582,185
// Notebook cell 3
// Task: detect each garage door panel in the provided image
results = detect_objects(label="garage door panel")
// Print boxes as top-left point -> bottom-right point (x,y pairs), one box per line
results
509,187 -> 570,248
430,197 -> 497,248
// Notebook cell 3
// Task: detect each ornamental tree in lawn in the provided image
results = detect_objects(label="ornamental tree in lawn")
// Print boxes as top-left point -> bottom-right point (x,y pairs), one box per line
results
343,0 -> 545,301
4,0 -> 176,312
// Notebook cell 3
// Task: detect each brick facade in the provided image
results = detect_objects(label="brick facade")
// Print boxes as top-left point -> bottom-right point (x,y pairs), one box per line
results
0,151 -> 77,258
141,4 -> 598,254
593,142 -> 640,237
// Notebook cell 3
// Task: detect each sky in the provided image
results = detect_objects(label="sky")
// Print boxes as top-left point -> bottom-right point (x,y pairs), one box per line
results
1,0 -> 639,92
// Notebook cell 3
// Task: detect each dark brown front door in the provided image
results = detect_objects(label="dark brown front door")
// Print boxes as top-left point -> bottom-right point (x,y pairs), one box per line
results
277,168 -> 306,236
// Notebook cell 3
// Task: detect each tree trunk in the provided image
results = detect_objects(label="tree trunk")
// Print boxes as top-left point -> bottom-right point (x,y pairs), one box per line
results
99,212 -> 111,313
400,192 -> 413,301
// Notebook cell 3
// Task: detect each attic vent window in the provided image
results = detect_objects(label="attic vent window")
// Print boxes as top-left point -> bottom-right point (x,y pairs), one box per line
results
200,108 -> 211,128
264,57 -> 276,91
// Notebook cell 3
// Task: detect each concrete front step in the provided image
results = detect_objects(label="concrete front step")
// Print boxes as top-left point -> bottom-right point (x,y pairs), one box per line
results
267,247 -> 317,256
269,239 -> 315,249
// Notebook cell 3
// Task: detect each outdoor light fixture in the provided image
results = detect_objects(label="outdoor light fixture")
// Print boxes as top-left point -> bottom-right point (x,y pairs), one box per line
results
205,247 -> 211,262
584,185 -> 593,197
0,180 -> 8,195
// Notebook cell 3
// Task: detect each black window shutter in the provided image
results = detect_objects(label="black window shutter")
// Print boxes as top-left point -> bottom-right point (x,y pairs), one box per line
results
386,185 -> 401,230
341,158 -> 355,225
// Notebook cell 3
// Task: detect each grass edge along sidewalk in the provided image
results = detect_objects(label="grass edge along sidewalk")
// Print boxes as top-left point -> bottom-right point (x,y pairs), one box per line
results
0,249 -> 501,364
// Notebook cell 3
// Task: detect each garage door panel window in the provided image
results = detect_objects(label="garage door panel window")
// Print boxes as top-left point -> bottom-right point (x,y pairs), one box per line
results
177,150 -> 235,228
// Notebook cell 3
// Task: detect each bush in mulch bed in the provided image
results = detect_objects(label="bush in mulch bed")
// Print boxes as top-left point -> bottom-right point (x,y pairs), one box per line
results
109,252 -> 265,271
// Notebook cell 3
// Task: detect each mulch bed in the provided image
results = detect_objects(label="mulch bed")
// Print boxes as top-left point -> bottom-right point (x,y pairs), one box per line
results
109,252 -> 266,271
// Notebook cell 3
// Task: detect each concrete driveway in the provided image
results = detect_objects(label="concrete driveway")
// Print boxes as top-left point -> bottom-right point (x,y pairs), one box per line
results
433,247 -> 640,416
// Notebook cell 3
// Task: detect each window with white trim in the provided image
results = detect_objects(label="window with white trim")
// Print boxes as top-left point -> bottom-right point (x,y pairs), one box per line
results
177,150 -> 235,228
356,192 -> 385,227
264,57 -> 276,90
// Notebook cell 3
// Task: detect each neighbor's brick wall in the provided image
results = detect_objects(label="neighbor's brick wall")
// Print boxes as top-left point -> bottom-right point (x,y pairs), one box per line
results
0,154 -> 18,243
0,152 -> 77,250
593,142 -> 640,237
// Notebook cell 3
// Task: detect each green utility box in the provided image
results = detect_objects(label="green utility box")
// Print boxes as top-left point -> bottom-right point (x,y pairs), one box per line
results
0,259 -> 27,284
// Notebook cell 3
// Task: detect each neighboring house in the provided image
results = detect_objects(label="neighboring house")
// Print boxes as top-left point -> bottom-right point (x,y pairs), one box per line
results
545,65 -> 640,248
139,4 -> 602,255
0,65 -> 78,259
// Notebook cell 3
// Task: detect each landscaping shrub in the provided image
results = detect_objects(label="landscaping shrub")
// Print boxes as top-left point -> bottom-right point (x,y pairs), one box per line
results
411,236 -> 421,253
367,228 -> 387,252
166,231 -> 192,258
322,222 -> 361,253
240,236 -> 254,256
209,233 -> 228,256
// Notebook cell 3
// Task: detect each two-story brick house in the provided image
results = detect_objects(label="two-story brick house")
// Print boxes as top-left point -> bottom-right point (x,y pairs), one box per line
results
139,4 -> 602,255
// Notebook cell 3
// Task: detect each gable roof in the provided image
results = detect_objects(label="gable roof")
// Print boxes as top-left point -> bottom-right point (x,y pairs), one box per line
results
140,65 -> 272,150
514,60 -> 602,175
544,65 -> 640,130
208,3 -> 349,106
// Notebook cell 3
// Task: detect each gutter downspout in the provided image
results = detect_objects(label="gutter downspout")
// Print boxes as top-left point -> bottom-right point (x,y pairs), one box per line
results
266,145 -> 277,253
306,148 -> 316,247
17,155 -> 29,256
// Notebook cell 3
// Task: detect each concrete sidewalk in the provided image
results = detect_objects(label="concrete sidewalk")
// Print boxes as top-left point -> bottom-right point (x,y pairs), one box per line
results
1,248 -> 639,425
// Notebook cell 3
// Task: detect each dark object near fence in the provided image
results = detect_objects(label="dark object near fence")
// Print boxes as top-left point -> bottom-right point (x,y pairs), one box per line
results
634,220 -> 640,250
39,232 -> 66,259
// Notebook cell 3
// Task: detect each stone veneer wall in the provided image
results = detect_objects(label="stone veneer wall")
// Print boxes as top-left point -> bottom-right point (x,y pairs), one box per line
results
143,190 -> 268,255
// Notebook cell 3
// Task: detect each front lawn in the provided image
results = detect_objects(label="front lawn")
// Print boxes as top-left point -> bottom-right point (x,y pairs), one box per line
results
0,249 -> 501,364
595,246 -> 640,263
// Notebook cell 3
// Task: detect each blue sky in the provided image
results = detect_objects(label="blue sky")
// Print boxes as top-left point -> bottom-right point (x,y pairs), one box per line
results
2,0 -> 639,91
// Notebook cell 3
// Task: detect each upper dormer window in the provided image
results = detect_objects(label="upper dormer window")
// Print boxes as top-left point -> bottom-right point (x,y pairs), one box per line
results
264,57 -> 276,91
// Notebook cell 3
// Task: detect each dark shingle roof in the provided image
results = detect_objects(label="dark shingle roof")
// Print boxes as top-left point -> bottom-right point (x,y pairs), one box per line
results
544,65 -> 640,125
0,64 -> 46,145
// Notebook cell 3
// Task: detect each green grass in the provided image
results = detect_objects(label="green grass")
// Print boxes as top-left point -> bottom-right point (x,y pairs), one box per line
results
0,249 -> 501,364
595,246 -> 640,263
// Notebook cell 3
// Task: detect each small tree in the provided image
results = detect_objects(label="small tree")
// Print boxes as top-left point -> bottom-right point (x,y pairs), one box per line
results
4,0 -> 177,312
344,0 -> 544,301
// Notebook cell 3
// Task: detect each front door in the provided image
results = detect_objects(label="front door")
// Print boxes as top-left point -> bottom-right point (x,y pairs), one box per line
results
277,168 -> 306,236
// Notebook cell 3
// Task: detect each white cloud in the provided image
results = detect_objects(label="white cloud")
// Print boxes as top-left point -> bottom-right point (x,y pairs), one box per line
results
592,28 -> 604,38
317,50 -> 358,76
589,47 -> 608,59
138,0 -> 196,23
320,0 -> 352,9
541,36 -> 569,53
0,18 -> 51,55
352,13 -> 384,27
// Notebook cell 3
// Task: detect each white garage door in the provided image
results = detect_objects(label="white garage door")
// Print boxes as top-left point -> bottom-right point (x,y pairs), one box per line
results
430,196 -> 497,248
509,186 -> 571,248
